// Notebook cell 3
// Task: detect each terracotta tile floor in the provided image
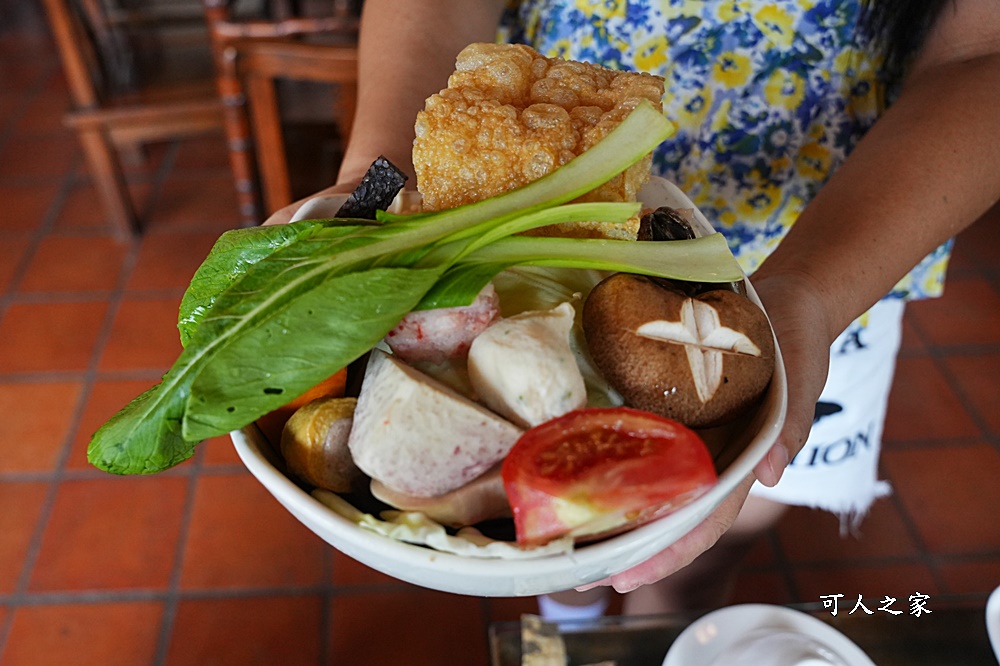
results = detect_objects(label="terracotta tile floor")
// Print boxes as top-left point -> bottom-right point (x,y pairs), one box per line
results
2,13 -> 1000,666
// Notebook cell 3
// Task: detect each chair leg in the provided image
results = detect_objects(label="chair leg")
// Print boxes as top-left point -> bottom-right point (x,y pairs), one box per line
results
77,126 -> 139,240
220,54 -> 265,226
246,73 -> 292,213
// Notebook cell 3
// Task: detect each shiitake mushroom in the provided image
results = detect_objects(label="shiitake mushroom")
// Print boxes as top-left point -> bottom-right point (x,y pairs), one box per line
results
638,206 -> 746,297
582,274 -> 774,428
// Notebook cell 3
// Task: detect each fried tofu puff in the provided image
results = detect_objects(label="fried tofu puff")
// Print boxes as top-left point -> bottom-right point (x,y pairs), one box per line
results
413,43 -> 665,239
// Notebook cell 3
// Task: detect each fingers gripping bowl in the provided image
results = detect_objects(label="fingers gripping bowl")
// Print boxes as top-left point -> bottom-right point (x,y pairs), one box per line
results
230,177 -> 787,597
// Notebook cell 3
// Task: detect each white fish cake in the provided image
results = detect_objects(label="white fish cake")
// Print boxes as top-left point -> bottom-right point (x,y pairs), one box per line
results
348,349 -> 523,498
467,302 -> 587,429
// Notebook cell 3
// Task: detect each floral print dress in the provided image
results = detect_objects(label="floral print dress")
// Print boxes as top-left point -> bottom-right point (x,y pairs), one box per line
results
499,0 -> 951,300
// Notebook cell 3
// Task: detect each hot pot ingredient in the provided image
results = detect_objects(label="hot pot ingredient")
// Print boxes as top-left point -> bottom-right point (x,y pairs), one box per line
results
501,407 -> 717,546
636,206 -> 697,242
280,396 -> 365,493
334,155 -> 408,219
370,465 -> 511,528
414,42 -> 664,237
583,274 -> 775,428
637,206 -> 744,297
385,283 -> 501,364
255,368 -> 348,445
468,302 -> 586,429
87,92 -> 736,477
347,349 -> 523,498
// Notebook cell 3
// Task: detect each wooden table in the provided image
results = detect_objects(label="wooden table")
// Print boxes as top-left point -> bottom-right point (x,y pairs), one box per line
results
489,596 -> 997,665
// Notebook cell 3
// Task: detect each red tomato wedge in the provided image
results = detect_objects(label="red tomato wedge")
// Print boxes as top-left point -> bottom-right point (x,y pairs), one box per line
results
501,407 -> 718,546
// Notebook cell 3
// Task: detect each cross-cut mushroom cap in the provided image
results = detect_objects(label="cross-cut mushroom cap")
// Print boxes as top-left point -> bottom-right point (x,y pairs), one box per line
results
582,274 -> 775,428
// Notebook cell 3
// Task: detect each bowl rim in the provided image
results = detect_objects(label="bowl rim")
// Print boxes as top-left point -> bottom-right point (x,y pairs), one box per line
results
234,177 -> 788,597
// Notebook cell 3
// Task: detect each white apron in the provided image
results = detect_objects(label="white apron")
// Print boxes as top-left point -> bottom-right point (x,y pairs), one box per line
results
750,298 -> 905,532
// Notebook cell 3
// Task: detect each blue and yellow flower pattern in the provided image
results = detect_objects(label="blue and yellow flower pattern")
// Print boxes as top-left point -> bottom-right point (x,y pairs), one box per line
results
499,0 -> 951,300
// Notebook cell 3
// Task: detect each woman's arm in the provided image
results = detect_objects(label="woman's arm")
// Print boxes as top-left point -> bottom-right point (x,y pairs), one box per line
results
749,0 -> 1000,475
599,0 -> 1000,593
264,0 -> 507,224
755,0 -> 1000,347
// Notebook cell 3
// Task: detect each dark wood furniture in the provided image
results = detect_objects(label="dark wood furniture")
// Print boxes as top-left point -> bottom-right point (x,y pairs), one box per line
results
202,0 -> 360,225
490,597 -> 999,666
41,0 -> 225,239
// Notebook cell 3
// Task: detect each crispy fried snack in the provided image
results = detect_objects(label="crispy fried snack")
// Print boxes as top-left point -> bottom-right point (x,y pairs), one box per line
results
413,43 -> 665,239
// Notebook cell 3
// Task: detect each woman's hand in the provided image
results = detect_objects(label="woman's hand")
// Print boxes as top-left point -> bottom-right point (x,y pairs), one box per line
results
261,182 -> 361,227
578,269 -> 836,593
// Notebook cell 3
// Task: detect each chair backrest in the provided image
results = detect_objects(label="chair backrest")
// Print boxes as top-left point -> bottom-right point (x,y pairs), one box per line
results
202,0 -> 362,223
204,0 -> 360,43
42,0 -> 123,109
44,0 -> 215,108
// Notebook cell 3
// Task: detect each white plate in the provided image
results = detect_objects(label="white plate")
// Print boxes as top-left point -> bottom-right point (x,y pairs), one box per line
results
987,584 -> 1000,660
231,177 -> 787,597
662,604 -> 876,666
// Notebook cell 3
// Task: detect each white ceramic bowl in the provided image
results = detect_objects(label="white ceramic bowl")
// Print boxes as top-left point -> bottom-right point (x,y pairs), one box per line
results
662,604 -> 875,666
230,178 -> 787,597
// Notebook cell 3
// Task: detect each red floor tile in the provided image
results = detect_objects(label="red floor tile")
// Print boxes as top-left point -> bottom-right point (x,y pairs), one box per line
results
2,601 -> 162,666
145,174 -> 244,233
0,183 -> 59,232
906,276 -> 1000,347
17,235 -> 128,293
0,134 -> 78,180
125,230 -> 223,291
935,558 -> 1000,596
330,589 -> 489,666
331,551 -> 399,587
65,378 -> 159,470
28,476 -> 188,591
486,595 -> 543,624
0,52 -> 54,91
0,381 -> 82,473
53,182 -> 150,232
172,133 -> 231,171
0,235 -> 31,292
179,473 -> 327,589
776,500 -> 920,564
881,356 -> 980,443
898,312 -> 927,355
0,301 -> 108,373
0,481 -> 48,593
742,533 -> 777,568
199,434 -> 245,467
944,353 -> 1000,436
791,561 -> 942,605
116,141 -> 171,180
11,84 -> 70,136
730,570 -> 797,606
948,205 -> 1000,273
164,595 -> 324,666
97,296 -> 184,371
0,95 -> 16,130
881,443 -> 1000,556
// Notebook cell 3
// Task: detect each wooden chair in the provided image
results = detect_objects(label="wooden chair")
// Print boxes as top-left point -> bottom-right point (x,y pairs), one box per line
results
202,0 -> 360,225
41,0 -> 226,240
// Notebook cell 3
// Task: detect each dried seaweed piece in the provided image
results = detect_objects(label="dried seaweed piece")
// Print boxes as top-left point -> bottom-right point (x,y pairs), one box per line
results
335,155 -> 408,220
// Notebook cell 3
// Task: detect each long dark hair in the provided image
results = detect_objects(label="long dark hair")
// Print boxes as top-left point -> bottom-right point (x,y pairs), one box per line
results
861,0 -> 953,85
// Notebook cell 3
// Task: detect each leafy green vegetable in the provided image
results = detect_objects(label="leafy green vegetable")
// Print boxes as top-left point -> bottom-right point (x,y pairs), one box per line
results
88,99 -> 742,475
177,219 -> 380,347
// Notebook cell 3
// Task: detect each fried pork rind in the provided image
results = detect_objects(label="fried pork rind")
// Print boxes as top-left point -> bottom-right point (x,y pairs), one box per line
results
413,43 -> 665,239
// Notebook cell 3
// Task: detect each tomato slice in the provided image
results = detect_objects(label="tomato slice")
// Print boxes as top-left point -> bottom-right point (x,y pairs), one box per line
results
501,407 -> 718,546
